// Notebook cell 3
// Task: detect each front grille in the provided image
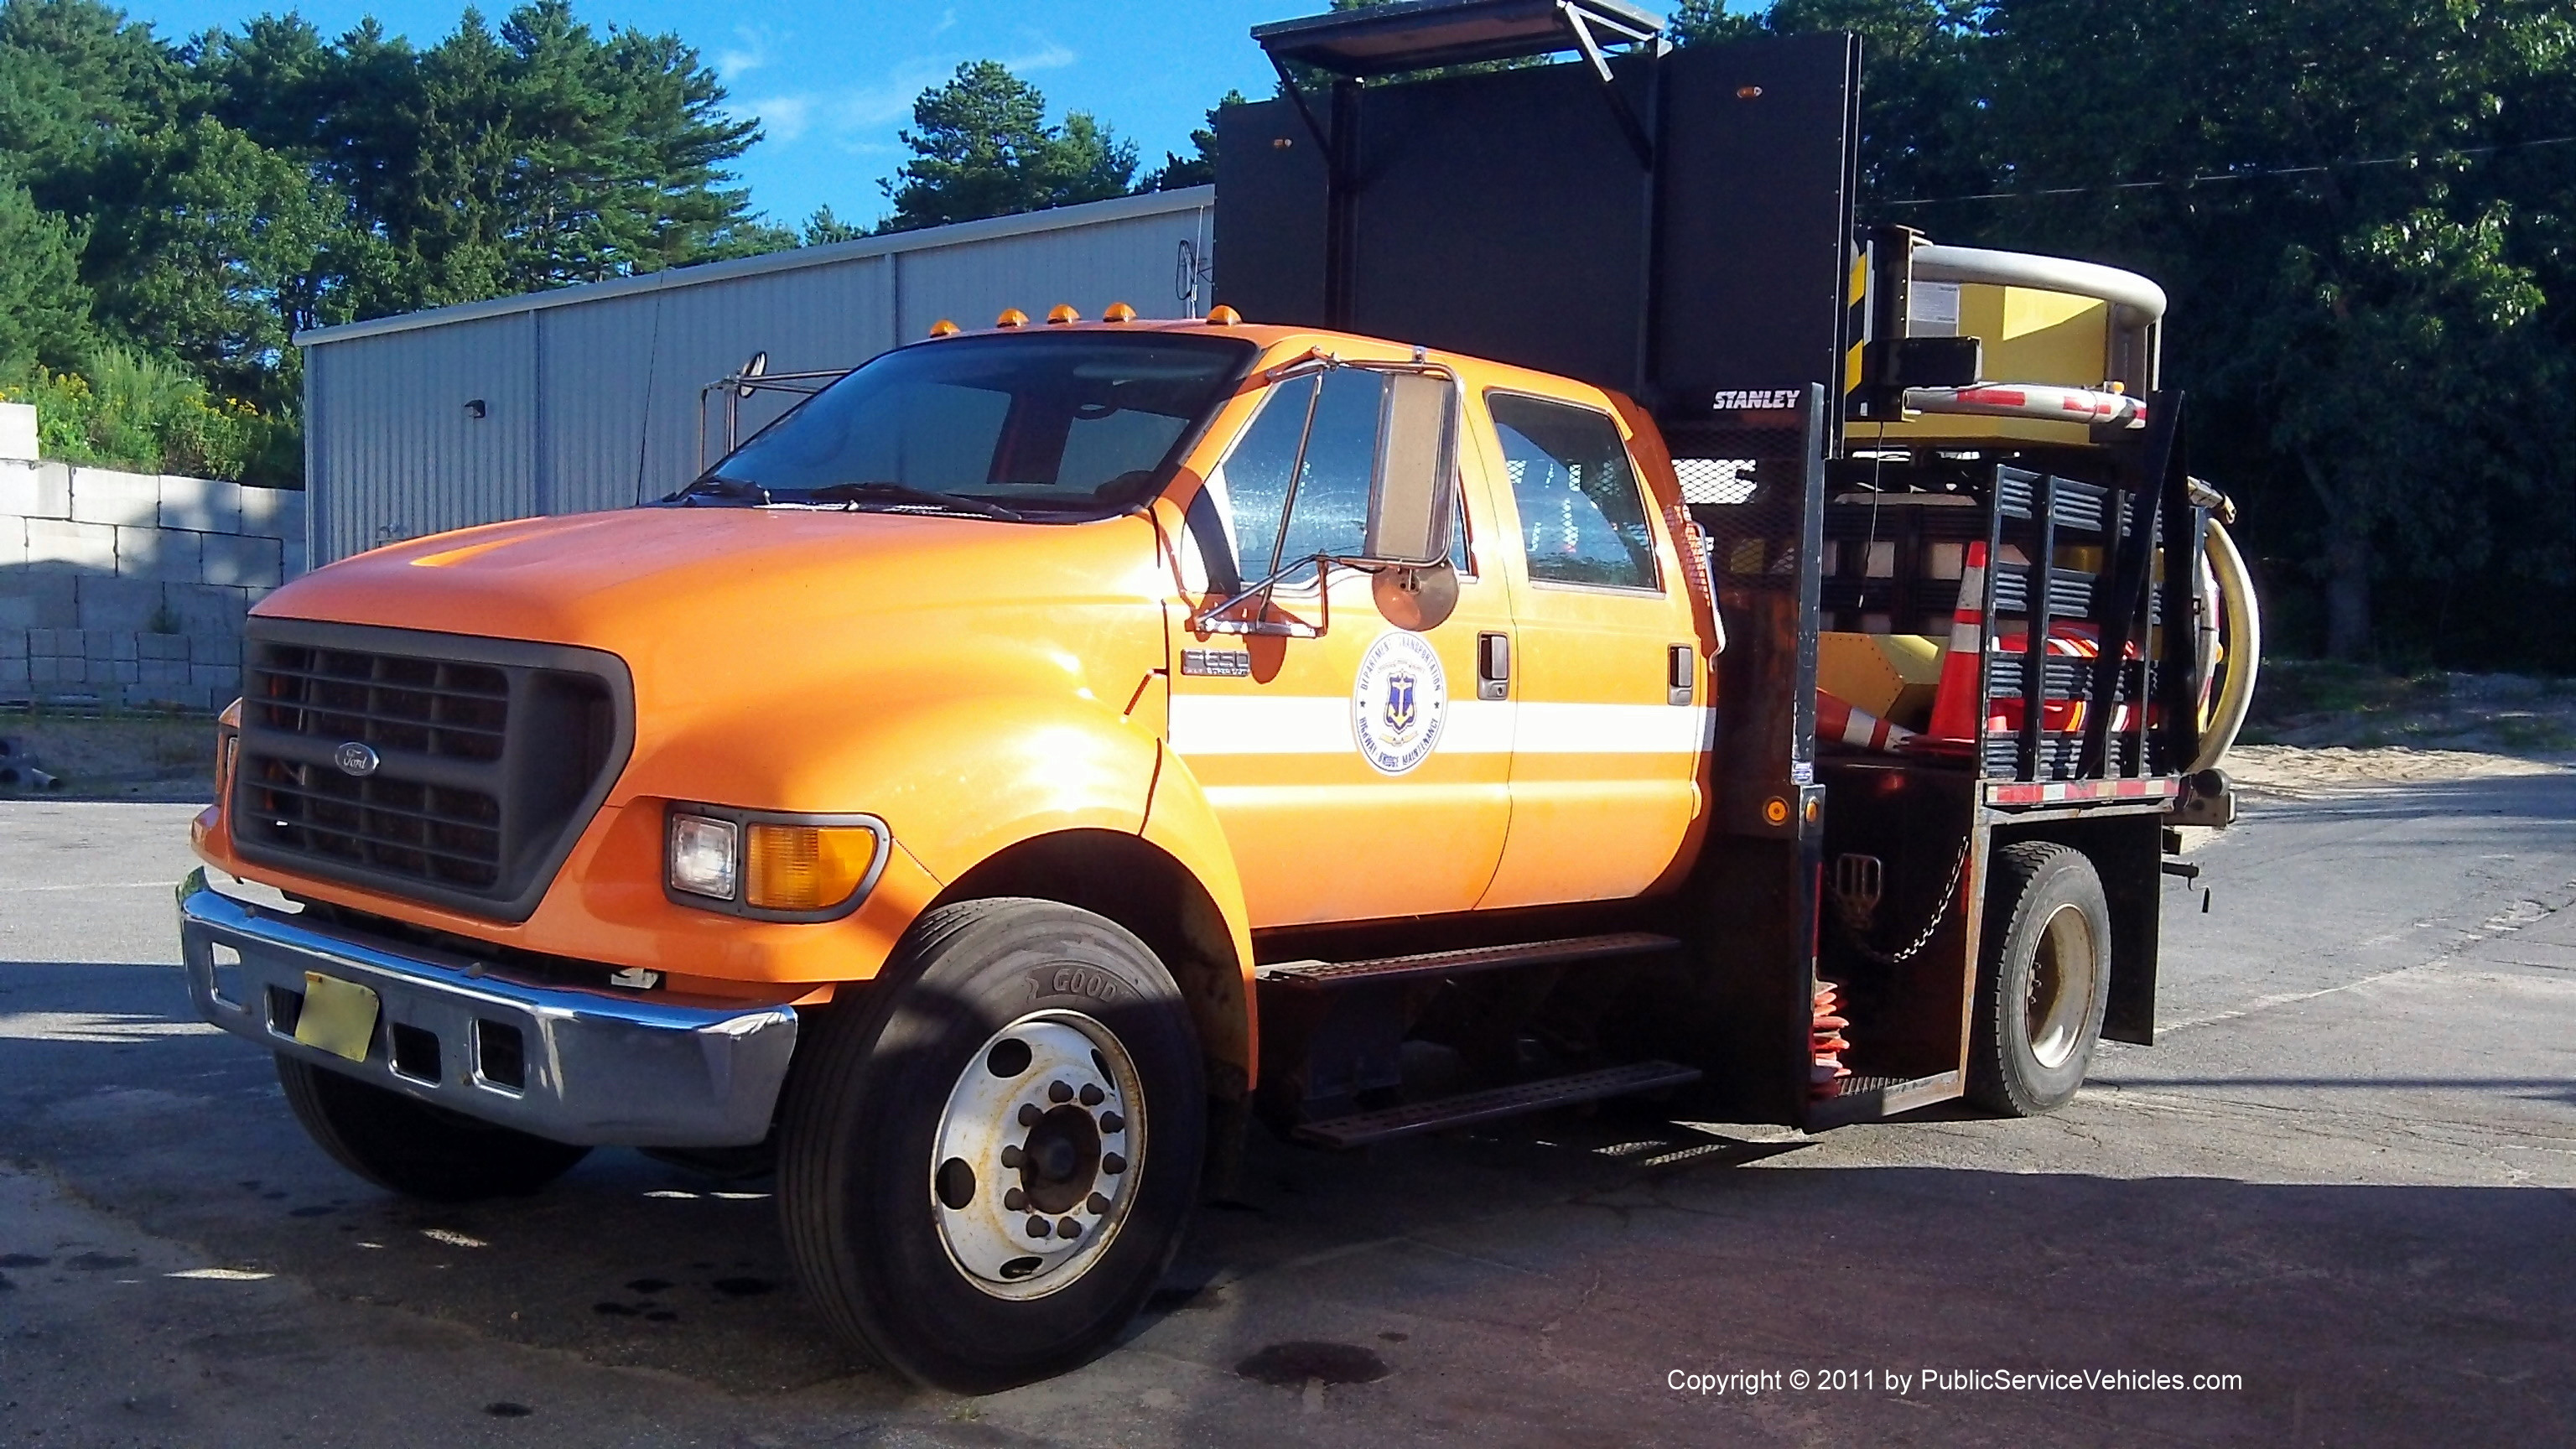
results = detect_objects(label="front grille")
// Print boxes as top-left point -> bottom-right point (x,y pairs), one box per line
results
256,645 -> 511,763
243,753 -> 506,889
232,620 -> 634,922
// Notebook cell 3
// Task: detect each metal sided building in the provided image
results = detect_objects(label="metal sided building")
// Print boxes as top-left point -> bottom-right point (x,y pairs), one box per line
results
295,187 -> 1214,567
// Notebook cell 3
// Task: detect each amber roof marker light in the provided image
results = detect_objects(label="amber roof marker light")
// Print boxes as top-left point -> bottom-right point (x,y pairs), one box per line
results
1206,305 -> 1243,325
1103,302 -> 1138,323
927,319 -> 960,337
995,308 -> 1029,328
1046,304 -> 1081,325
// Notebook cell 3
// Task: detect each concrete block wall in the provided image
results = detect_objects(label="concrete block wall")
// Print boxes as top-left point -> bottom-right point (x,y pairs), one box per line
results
0,404 -> 307,712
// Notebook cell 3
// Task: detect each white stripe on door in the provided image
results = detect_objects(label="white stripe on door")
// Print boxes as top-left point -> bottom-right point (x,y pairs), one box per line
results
1168,696 -> 1709,757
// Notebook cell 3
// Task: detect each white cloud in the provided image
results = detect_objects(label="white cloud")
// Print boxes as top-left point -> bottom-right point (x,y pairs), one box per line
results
1002,34 -> 1078,74
741,67 -> 934,155
737,29 -> 1084,159
931,8 -> 958,39
715,23 -> 776,80
836,60 -> 957,129
748,95 -> 813,144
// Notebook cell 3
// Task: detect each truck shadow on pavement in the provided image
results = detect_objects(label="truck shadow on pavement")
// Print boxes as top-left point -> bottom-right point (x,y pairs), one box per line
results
3,956 -> 2572,1444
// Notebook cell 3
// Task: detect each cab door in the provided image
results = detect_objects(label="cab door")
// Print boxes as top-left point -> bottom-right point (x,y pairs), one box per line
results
1476,388 -> 1704,908
1161,365 -> 1514,928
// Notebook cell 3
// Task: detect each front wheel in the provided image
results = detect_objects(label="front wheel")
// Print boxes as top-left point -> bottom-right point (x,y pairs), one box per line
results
1967,842 -> 2111,1116
777,899 -> 1206,1393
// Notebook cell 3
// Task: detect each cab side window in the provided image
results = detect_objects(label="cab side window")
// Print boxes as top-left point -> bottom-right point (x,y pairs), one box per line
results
1489,393 -> 1659,590
1272,369 -> 1385,572
1188,366 -> 1476,595
1200,376 -> 1312,590
1198,368 -> 1416,587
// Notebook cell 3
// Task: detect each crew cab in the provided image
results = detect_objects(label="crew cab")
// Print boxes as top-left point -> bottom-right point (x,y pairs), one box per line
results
180,314 -> 1727,1389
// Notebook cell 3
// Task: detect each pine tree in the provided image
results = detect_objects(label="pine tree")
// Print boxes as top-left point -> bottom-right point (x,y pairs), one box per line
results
880,60 -> 1137,232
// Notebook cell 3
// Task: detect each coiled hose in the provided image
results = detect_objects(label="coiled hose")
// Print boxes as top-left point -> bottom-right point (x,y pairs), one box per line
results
2188,517 -> 2261,773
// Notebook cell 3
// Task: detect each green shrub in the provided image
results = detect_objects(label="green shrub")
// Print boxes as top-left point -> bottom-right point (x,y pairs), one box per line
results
1,345 -> 298,484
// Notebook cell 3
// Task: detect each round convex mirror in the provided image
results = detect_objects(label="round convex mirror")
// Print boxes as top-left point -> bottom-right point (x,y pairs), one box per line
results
1372,561 -> 1459,631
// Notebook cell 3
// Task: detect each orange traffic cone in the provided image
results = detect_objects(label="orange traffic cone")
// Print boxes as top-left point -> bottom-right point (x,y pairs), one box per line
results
1924,540 -> 1991,742
1810,978 -> 1852,1097
1987,623 -> 2142,735
1817,689 -> 1917,752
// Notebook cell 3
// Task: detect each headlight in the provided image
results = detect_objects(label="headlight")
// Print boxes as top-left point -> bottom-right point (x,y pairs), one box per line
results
663,806 -> 890,920
667,813 -> 740,899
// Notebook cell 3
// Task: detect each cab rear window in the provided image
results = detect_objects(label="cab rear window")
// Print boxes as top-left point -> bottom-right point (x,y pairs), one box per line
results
1488,393 -> 1659,590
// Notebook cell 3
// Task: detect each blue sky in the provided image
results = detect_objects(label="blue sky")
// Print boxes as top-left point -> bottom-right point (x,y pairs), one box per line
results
123,0 -> 1607,231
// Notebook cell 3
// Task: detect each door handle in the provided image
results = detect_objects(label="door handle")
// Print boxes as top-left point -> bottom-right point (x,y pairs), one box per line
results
1668,644 -> 1696,705
1478,632 -> 1511,701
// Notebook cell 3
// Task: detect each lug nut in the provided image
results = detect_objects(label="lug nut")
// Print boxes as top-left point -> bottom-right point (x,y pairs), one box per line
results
1005,1187 -> 1027,1211
1048,1080 -> 1074,1104
1000,1144 -> 1023,1168
1079,1083 -> 1104,1106
1087,1192 -> 1111,1214
1098,1110 -> 1125,1134
1057,1217 -> 1081,1240
1026,1215 -> 1052,1239
1101,1152 -> 1127,1175
1018,1103 -> 1042,1126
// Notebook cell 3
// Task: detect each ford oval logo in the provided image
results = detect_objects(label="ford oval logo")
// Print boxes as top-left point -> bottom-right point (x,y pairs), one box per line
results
334,741 -> 380,777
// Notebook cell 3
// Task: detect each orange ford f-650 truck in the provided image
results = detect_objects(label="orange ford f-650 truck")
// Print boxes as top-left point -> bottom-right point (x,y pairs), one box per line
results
175,2 -> 2256,1392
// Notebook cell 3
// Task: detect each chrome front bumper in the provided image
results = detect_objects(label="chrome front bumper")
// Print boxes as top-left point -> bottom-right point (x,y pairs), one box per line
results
177,871 -> 797,1147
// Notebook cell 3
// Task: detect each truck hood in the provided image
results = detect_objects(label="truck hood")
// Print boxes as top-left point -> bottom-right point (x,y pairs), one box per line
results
258,505 -> 1164,655
254,506 -> 1176,814
234,503 -> 1182,925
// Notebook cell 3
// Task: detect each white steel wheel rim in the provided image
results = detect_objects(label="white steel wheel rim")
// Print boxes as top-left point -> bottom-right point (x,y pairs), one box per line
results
929,1010 -> 1144,1301
2025,903 -> 2097,1071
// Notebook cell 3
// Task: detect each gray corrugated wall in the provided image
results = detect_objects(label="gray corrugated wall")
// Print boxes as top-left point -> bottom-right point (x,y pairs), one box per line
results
306,311 -> 537,564
536,256 -> 896,519
303,190 -> 1214,565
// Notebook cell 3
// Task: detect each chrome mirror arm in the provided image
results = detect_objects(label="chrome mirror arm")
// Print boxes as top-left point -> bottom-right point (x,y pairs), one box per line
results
1189,555 -> 1339,638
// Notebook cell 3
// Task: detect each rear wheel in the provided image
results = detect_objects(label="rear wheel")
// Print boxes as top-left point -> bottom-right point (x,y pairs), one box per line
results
275,1056 -> 590,1201
1967,842 -> 2111,1116
778,899 -> 1205,1393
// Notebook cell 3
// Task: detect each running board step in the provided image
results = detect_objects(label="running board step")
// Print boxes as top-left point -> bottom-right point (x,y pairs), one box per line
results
1805,1070 -> 1963,1130
1256,932 -> 1679,990
1294,1061 -> 1702,1149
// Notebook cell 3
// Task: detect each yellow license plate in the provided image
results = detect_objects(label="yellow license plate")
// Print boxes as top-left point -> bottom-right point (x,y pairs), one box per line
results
293,972 -> 380,1063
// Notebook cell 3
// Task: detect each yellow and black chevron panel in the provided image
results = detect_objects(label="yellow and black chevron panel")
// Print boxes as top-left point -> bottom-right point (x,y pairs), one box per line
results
1844,240 -> 1870,397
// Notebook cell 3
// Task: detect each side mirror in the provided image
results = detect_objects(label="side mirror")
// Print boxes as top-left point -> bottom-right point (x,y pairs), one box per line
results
1363,371 -> 1456,567
1361,370 -> 1462,631
1373,559 -> 1459,631
1363,371 -> 1460,631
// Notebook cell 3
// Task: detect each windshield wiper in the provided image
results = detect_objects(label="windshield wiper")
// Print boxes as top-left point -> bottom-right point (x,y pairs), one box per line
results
667,474 -> 769,506
793,481 -> 1024,522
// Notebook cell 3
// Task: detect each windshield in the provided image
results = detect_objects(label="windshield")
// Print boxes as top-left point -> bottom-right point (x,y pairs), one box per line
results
671,330 -> 1255,520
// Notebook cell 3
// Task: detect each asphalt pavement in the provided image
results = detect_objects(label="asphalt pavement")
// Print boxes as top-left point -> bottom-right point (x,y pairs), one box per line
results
1,776 -> 2570,1447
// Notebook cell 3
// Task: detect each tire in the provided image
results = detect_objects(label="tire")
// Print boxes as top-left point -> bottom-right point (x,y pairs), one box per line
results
275,1056 -> 591,1202
1967,842 -> 2111,1117
778,898 -> 1206,1393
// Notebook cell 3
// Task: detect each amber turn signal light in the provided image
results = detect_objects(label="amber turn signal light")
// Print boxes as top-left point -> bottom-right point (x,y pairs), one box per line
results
745,824 -> 878,912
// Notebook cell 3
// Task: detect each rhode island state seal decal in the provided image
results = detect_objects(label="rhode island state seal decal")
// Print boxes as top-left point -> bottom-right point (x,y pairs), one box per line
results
1352,630 -> 1446,776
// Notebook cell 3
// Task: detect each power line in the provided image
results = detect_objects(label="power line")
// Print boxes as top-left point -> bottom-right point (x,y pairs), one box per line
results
1885,134 -> 2576,207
